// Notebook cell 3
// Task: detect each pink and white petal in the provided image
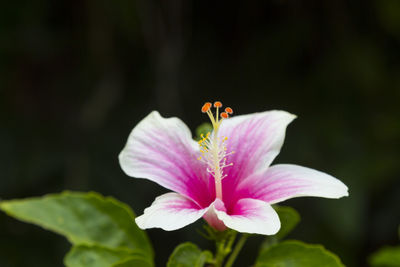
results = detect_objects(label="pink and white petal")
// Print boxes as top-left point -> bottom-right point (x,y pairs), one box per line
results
237,164 -> 349,204
203,199 -> 227,231
219,110 -> 296,179
213,198 -> 281,235
119,111 -> 212,207
219,110 -> 296,205
135,193 -> 209,231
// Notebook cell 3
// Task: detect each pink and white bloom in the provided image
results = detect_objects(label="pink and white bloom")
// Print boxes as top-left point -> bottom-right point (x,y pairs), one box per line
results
119,102 -> 348,235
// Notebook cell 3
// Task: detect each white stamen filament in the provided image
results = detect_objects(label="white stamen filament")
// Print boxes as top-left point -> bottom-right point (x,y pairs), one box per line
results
198,103 -> 234,200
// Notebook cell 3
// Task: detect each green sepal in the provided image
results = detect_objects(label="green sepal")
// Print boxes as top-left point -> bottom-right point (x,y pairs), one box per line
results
274,205 -> 301,240
195,122 -> 213,140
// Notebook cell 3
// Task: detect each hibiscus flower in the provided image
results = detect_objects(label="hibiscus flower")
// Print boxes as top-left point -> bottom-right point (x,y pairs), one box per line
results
119,101 -> 348,235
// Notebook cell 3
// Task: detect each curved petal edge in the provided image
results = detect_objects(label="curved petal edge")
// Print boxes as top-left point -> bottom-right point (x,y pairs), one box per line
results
240,164 -> 349,205
213,198 -> 281,235
119,111 -> 212,207
135,193 -> 208,231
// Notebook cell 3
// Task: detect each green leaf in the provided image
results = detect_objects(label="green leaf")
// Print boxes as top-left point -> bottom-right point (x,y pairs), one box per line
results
195,122 -> 213,140
64,245 -> 152,267
112,256 -> 153,267
255,240 -> 344,267
64,245 -> 131,267
167,242 -> 213,267
369,246 -> 400,267
274,205 -> 301,240
258,206 -> 301,254
0,191 -> 153,259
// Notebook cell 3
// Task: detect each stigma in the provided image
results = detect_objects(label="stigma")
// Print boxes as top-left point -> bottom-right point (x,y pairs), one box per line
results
198,101 -> 234,200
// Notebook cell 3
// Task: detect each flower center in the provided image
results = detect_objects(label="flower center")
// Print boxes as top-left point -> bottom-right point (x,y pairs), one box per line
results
198,101 -> 234,200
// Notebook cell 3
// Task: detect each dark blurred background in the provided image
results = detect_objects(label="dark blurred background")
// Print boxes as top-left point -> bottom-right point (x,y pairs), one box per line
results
1,0 -> 399,266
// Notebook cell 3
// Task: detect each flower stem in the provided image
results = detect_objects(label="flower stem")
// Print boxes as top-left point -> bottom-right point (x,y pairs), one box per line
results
212,230 -> 237,267
224,234 -> 249,267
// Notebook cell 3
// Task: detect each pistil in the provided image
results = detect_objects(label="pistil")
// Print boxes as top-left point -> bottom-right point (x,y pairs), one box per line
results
198,101 -> 234,200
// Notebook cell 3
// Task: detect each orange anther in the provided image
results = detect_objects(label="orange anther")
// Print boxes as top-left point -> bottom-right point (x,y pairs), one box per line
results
225,107 -> 233,114
201,102 -> 212,113
214,101 -> 222,108
221,112 -> 229,119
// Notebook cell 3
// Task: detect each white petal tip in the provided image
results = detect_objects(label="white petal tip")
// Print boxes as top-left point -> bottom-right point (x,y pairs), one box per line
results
135,213 -> 184,231
331,180 -> 349,198
134,193 -> 208,231
134,217 -> 146,230
339,187 -> 349,198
